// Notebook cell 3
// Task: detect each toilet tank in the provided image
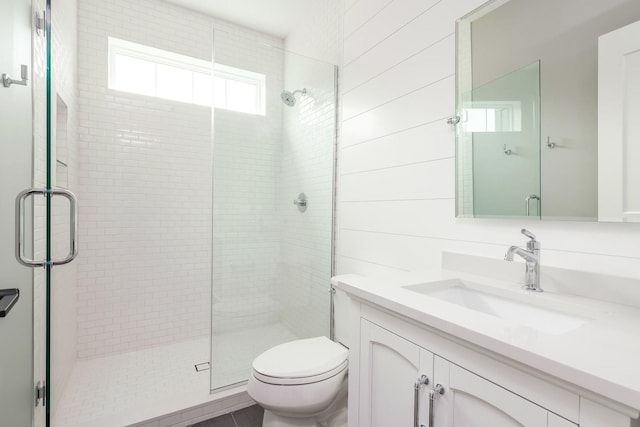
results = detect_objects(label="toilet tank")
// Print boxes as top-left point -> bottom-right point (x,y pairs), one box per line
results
332,275 -> 361,349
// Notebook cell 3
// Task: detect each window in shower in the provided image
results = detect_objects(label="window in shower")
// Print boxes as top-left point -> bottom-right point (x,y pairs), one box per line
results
107,37 -> 266,115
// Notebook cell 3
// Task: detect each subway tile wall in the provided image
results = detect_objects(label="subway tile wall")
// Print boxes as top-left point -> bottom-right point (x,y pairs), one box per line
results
76,0 -> 284,358
336,0 -> 640,281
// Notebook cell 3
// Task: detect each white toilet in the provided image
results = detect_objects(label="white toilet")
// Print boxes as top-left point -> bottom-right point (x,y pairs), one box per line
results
247,336 -> 349,427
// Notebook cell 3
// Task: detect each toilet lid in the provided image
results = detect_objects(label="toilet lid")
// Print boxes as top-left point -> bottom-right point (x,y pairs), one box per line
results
252,336 -> 348,379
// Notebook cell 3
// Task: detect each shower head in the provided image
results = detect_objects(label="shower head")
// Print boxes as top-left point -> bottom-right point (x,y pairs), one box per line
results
281,88 -> 307,107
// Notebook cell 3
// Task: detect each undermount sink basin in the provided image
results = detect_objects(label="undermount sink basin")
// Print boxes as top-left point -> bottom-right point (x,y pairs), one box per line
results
404,279 -> 589,335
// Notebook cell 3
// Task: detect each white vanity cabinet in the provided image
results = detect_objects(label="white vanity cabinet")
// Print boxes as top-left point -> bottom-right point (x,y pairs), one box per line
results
433,357 -> 575,427
359,319 -> 434,427
358,318 -> 576,427
349,303 -> 637,427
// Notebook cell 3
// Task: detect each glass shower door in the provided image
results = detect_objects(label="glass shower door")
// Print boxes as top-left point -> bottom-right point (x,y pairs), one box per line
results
210,32 -> 337,390
0,0 -> 45,426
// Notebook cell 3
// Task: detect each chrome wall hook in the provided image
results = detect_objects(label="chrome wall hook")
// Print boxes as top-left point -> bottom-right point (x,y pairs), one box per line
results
293,192 -> 307,212
503,144 -> 512,155
447,115 -> 460,125
525,194 -> 540,216
546,136 -> 556,149
2,65 -> 28,88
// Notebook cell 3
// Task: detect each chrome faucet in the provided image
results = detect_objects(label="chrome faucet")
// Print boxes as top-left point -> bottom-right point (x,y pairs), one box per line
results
504,229 -> 542,292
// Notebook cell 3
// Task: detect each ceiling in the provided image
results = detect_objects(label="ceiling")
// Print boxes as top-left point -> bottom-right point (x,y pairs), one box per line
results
163,0 -> 310,38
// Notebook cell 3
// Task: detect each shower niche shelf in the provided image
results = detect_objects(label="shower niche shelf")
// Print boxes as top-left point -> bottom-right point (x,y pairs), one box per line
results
0,288 -> 19,317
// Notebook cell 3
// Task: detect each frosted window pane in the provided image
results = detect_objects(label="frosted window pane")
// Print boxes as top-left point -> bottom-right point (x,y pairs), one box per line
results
213,76 -> 227,109
193,72 -> 212,106
157,64 -> 193,103
226,80 -> 258,114
112,54 -> 155,96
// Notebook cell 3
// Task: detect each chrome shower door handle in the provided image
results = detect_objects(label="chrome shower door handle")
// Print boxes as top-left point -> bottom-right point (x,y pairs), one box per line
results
525,194 -> 540,216
15,188 -> 79,267
15,188 -> 46,267
51,188 -> 78,266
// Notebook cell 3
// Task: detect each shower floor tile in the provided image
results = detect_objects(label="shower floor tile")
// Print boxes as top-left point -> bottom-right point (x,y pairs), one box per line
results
53,323 -> 297,427
210,323 -> 298,390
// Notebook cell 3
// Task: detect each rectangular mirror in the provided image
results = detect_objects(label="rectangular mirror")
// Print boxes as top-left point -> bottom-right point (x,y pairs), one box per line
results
455,0 -> 640,222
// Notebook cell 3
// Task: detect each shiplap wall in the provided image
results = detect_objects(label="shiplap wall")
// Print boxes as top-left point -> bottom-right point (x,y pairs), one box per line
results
335,0 -> 640,282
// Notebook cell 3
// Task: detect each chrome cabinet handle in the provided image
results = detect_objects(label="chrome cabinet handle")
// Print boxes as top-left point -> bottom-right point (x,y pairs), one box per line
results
428,384 -> 445,427
15,188 -> 78,267
414,375 -> 429,427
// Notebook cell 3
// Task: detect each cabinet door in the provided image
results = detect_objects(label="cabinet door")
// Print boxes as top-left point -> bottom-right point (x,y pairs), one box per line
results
359,319 -> 434,427
433,356 -> 550,427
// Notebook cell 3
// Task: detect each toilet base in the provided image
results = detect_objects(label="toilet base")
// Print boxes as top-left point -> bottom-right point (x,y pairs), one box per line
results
262,410 -> 318,427
261,404 -> 347,427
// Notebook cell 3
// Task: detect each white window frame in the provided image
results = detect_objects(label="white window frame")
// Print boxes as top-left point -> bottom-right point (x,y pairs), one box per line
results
107,37 -> 266,115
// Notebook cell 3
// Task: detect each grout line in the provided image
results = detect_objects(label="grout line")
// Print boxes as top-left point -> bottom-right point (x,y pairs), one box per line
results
230,412 -> 240,427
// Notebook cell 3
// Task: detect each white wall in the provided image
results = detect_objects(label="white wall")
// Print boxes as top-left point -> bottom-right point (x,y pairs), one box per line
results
76,0 -> 284,357
336,0 -> 640,282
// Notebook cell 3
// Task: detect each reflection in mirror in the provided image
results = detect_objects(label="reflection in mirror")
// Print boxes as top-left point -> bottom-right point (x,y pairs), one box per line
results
457,61 -> 540,218
455,0 -> 640,221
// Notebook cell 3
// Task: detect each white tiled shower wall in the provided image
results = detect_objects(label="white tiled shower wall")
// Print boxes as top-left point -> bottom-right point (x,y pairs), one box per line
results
76,0 -> 284,357
336,0 -> 640,283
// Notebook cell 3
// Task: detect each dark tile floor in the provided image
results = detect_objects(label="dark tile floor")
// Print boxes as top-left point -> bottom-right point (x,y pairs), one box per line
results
192,405 -> 263,427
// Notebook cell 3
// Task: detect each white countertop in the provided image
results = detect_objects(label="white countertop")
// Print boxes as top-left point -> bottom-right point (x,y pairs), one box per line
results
333,269 -> 640,413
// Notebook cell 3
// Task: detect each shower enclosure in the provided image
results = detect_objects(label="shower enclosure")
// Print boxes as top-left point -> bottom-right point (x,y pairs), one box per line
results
0,1 -> 337,426
210,35 -> 336,390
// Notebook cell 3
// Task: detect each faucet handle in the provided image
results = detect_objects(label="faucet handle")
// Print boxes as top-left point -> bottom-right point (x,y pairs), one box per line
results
521,229 -> 539,251
521,228 -> 536,240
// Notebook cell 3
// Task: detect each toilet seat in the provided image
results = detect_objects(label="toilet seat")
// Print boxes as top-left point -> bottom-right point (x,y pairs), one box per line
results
253,359 -> 347,385
252,336 -> 348,386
